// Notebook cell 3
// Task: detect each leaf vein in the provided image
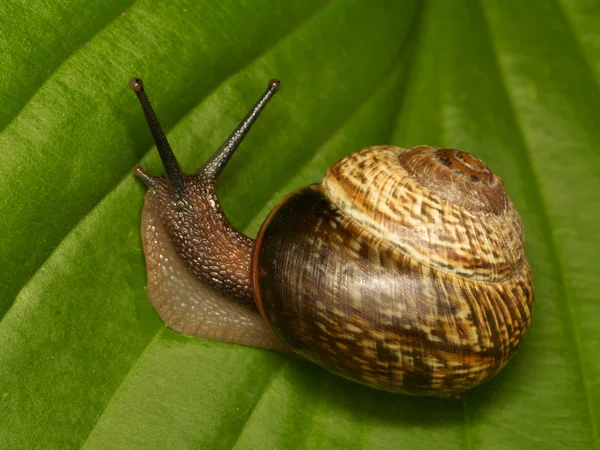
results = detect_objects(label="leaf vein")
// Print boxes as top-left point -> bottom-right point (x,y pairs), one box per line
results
555,0 -> 600,95
0,0 -> 137,135
478,1 -> 600,447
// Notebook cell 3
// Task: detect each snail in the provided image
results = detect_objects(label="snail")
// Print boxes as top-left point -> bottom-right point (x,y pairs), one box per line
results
129,77 -> 534,397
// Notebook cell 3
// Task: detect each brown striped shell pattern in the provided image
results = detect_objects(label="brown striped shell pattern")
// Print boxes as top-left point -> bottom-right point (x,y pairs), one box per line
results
130,78 -> 534,398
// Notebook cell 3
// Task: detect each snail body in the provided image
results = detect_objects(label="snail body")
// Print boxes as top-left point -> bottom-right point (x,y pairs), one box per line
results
130,78 -> 533,396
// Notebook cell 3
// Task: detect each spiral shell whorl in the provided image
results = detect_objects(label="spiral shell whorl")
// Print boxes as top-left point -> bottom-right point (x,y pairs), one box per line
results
321,146 -> 525,281
400,146 -> 508,214
254,188 -> 533,395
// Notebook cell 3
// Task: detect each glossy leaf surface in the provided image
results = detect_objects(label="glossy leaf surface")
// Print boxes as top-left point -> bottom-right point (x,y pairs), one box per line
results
1,0 -> 599,448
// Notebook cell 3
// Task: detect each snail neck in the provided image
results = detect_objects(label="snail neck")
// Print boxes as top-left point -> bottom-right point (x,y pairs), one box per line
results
143,175 -> 257,306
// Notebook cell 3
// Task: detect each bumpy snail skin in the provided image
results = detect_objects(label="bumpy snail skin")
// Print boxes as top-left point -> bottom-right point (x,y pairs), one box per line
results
139,175 -> 288,351
254,146 -> 533,395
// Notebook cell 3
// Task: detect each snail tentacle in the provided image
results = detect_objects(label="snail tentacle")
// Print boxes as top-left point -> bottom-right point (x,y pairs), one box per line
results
129,77 -> 185,199
201,79 -> 280,181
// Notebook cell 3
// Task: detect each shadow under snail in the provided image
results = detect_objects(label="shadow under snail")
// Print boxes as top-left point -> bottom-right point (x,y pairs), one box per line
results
129,77 -> 534,398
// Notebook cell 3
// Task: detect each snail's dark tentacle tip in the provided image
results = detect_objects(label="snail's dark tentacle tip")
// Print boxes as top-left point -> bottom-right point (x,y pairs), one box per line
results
134,165 -> 157,188
268,79 -> 280,92
129,77 -> 144,92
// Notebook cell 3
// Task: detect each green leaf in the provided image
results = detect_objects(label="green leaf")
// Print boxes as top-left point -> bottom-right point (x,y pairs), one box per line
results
1,0 -> 599,448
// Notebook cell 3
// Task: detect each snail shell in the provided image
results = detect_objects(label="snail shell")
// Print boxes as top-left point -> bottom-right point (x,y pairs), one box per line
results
255,146 -> 533,394
130,78 -> 534,397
